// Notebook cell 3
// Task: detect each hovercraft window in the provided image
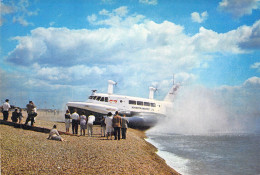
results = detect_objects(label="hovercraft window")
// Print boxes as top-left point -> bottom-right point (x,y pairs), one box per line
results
100,97 -> 104,101
105,97 -> 108,102
144,102 -> 150,106
137,101 -> 143,106
93,96 -> 97,100
151,103 -> 156,107
129,100 -> 136,105
96,96 -> 101,101
89,96 -> 93,99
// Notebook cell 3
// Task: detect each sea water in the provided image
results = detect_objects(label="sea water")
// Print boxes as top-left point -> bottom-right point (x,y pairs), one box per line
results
146,133 -> 260,175
145,86 -> 260,175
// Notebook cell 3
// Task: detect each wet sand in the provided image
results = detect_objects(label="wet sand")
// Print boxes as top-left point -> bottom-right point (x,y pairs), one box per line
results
0,112 -> 180,175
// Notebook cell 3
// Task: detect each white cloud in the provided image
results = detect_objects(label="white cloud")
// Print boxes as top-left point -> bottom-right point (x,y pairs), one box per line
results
191,11 -> 208,23
5,7 -> 260,101
0,2 -> 14,14
239,20 -> 260,49
139,0 -> 157,5
49,21 -> 55,26
34,64 -> 106,83
113,6 -> 128,17
219,0 -> 259,18
0,0 -> 38,26
251,62 -> 260,71
243,76 -> 260,87
175,72 -> 197,84
88,6 -> 144,27
13,16 -> 32,26
0,2 -> 14,26
192,20 -> 260,53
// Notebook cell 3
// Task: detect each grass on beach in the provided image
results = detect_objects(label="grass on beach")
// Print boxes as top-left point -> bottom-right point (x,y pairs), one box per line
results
0,112 -> 179,175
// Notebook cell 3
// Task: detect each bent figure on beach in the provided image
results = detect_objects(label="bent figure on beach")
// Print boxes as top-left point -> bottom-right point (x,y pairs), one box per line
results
11,108 -> 19,123
48,125 -> 64,141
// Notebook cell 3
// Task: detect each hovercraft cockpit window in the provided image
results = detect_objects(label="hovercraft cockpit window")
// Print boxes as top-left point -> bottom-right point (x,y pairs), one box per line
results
137,101 -> 143,106
129,100 -> 136,105
144,102 -> 150,106
151,103 -> 156,107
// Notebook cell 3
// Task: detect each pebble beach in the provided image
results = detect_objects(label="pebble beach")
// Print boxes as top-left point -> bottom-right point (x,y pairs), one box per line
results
0,111 -> 180,175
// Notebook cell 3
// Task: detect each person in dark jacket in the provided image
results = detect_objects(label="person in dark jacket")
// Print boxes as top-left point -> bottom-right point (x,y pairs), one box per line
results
100,116 -> 106,137
121,114 -> 129,139
18,108 -> 23,124
25,101 -> 36,126
11,108 -> 19,123
112,111 -> 122,140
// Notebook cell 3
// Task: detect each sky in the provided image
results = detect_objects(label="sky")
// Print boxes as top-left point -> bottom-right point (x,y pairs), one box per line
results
0,0 -> 260,111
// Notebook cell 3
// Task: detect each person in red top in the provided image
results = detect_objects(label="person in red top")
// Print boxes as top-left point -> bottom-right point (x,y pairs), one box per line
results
112,111 -> 122,140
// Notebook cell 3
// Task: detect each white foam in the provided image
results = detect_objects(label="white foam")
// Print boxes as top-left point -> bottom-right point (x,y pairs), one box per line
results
146,137 -> 190,175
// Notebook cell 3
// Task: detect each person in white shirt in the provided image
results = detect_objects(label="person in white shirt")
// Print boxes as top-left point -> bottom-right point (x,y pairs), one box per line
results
71,109 -> 79,135
87,113 -> 95,136
105,112 -> 113,140
2,99 -> 11,121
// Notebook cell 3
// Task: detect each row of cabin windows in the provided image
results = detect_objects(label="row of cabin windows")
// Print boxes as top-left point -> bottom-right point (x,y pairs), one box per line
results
89,96 -> 156,107
89,96 -> 108,102
129,100 -> 156,107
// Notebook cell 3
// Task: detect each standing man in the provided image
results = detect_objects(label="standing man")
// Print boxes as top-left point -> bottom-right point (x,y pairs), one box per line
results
100,116 -> 106,137
87,113 -> 95,137
71,109 -> 79,135
25,101 -> 36,126
112,111 -> 122,140
121,114 -> 129,139
2,99 -> 11,121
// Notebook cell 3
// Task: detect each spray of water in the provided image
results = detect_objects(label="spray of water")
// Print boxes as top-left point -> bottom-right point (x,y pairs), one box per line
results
149,85 -> 260,135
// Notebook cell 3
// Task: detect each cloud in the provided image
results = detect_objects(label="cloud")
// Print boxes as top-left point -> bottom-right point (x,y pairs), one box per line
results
0,2 -> 14,14
218,0 -> 259,18
4,6 -> 260,104
251,62 -> 260,72
88,6 -> 145,27
13,16 -> 33,26
0,1 -> 14,26
49,21 -> 55,26
243,76 -> 260,87
0,0 -> 38,26
191,11 -> 208,23
239,20 -> 260,49
175,72 -> 197,84
191,19 -> 260,53
34,64 -> 106,84
139,0 -> 157,5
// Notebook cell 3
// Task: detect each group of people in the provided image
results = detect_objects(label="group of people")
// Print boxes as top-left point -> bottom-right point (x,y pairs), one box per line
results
64,110 -> 129,140
1,99 -> 37,126
64,109 -> 96,136
103,111 -> 129,140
